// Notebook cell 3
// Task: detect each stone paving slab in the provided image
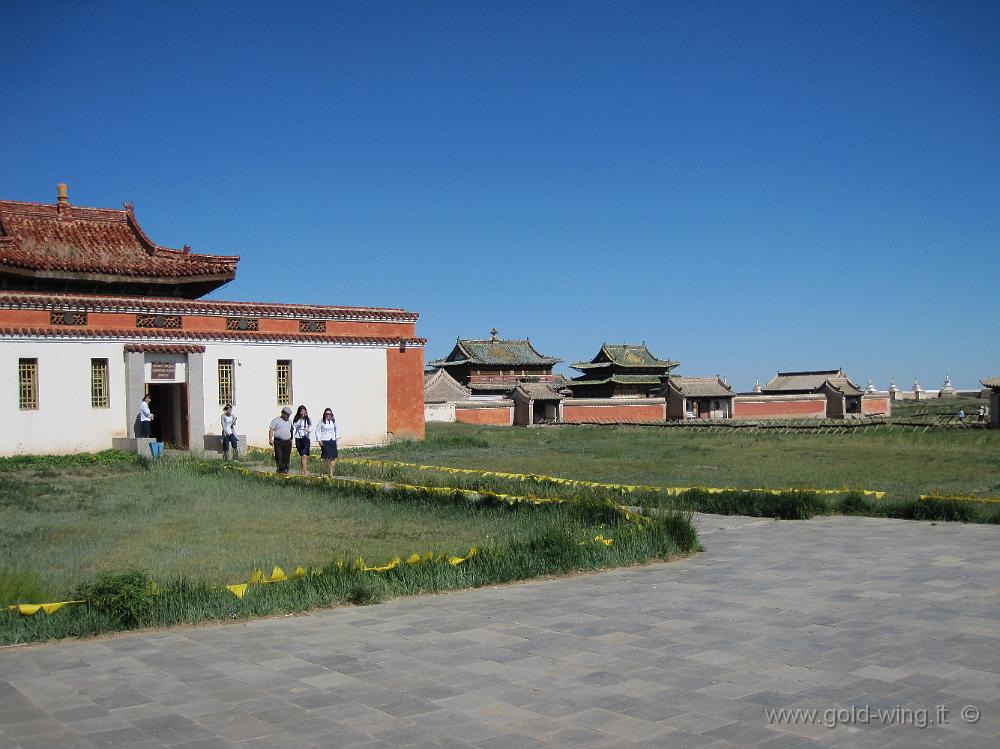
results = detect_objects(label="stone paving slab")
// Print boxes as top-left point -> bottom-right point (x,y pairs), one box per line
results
2,515 -> 998,748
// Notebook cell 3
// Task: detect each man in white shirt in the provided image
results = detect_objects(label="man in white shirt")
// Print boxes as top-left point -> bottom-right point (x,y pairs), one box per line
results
268,406 -> 293,474
137,394 -> 154,438
221,404 -> 238,459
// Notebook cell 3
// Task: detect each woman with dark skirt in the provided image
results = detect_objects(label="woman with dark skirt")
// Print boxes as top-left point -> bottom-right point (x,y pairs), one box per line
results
291,405 -> 312,476
315,407 -> 339,478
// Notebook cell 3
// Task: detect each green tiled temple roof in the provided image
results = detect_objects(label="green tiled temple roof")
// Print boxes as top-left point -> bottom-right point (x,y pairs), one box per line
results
430,338 -> 561,367
568,374 -> 663,387
571,343 -> 679,372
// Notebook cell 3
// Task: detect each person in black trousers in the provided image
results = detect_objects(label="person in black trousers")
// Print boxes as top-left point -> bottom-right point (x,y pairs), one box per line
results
268,406 -> 294,474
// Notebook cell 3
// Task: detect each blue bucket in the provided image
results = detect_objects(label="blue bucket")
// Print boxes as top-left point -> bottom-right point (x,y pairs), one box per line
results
149,441 -> 164,459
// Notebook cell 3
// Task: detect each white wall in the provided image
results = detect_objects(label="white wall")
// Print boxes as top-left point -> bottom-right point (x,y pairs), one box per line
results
425,403 -> 456,422
0,340 -> 128,454
1,339 -> 390,455
201,343 -> 388,448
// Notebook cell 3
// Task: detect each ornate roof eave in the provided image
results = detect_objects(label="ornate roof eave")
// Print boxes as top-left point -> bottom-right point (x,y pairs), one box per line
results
0,326 -> 427,347
0,290 -> 419,322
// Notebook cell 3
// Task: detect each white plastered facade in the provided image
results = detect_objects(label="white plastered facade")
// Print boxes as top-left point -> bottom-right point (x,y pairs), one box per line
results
1,338 -> 389,455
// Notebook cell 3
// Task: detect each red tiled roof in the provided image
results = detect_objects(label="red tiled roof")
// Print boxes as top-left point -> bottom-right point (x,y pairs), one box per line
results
0,326 -> 426,346
0,290 -> 419,321
0,199 -> 238,279
124,343 -> 206,354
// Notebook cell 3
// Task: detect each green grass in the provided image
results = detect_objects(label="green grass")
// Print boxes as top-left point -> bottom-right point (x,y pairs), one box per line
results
350,422 -> 1000,501
0,457 -> 697,644
889,394 -> 989,420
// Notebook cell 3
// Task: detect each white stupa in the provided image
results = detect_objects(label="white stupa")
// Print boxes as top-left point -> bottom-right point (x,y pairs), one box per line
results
940,375 -> 956,397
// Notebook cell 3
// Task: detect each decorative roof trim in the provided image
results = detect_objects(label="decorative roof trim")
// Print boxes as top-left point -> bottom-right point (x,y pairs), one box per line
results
0,291 -> 419,322
123,344 -> 206,354
0,326 -> 426,347
568,375 -> 663,386
981,377 -> 1000,389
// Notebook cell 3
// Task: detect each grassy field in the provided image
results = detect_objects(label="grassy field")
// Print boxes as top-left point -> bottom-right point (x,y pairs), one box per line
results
1,453 -> 697,643
352,422 -> 1000,500
889,394 -> 990,420
0,460 -> 639,603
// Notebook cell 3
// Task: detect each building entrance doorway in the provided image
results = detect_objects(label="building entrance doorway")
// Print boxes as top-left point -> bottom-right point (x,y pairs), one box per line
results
147,383 -> 189,448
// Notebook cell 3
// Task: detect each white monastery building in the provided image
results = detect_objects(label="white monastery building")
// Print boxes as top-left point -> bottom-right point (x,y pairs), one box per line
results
0,185 -> 425,455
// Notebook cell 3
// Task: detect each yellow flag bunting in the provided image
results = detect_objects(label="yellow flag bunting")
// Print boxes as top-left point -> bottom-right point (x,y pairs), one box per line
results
339,457 -> 889,500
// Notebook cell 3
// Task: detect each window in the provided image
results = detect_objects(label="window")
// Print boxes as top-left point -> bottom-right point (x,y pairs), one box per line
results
276,360 -> 292,405
91,359 -> 109,408
18,358 -> 38,410
218,359 -> 235,406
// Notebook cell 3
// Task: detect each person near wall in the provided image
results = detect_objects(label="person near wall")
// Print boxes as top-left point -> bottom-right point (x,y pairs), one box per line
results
315,407 -> 339,478
292,405 -> 312,476
137,394 -> 154,438
221,404 -> 238,460
269,406 -> 293,474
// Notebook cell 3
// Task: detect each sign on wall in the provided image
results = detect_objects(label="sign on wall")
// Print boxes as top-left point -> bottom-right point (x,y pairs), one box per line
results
150,362 -> 177,381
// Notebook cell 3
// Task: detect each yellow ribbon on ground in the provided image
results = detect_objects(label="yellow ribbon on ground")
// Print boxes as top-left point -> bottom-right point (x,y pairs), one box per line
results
7,600 -> 86,616
919,494 -> 1000,504
339,457 -> 887,500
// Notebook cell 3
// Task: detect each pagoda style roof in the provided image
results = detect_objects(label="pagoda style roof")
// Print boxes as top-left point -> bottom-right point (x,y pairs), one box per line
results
430,337 -> 561,367
512,382 -> 565,400
569,374 -> 664,387
980,377 -> 1000,390
571,343 -> 679,372
0,187 -> 239,298
664,376 -> 735,398
424,369 -> 471,403
763,369 -> 863,397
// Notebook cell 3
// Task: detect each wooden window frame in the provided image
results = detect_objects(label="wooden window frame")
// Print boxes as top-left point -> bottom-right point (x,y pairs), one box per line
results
276,360 -> 292,405
218,359 -> 235,406
91,358 -> 110,408
18,358 -> 38,410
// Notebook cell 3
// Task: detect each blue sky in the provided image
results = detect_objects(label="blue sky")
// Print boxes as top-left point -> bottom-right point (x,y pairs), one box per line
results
3,1 -> 998,390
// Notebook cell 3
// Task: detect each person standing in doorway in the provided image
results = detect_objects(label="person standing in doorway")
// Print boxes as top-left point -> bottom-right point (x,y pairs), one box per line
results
269,406 -> 293,474
292,405 -> 312,476
315,407 -> 339,478
221,404 -> 238,460
137,393 -> 154,438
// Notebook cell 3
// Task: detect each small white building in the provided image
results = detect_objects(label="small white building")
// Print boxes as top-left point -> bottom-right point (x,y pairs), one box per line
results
0,185 -> 426,455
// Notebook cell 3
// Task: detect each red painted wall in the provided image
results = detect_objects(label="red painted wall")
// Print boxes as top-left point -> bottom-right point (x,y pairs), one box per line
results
386,347 -> 425,439
456,407 -> 513,426
562,403 -> 665,423
0,309 -> 416,339
733,398 -> 826,418
862,397 -> 890,415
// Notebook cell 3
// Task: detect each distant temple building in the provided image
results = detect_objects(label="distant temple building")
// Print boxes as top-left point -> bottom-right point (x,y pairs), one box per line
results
730,368 -> 890,419
663,376 -> 735,419
760,369 -> 864,417
1,184 -> 425,455
567,343 -> 678,398
429,330 -> 562,395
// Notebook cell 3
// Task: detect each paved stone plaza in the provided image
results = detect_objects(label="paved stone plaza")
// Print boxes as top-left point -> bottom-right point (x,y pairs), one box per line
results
1,515 -> 998,748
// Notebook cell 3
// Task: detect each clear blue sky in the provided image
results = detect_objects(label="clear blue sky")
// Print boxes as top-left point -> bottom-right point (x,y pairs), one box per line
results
4,1 -> 998,390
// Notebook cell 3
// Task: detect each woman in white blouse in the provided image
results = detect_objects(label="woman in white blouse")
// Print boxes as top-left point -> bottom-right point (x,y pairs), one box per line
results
315,407 -> 339,477
291,405 -> 312,476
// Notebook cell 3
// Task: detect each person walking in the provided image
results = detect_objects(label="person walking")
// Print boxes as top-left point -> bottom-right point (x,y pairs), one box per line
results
220,404 -> 238,460
315,407 -> 339,478
269,406 -> 293,474
292,405 -> 312,476
137,393 -> 154,438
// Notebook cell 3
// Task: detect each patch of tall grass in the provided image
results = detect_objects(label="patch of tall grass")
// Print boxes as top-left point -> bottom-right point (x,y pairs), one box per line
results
2,501 -> 696,644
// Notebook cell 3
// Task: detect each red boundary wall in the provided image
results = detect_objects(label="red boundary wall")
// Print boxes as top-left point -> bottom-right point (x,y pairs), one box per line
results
563,402 -> 665,424
733,397 -> 826,419
456,406 -> 513,426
